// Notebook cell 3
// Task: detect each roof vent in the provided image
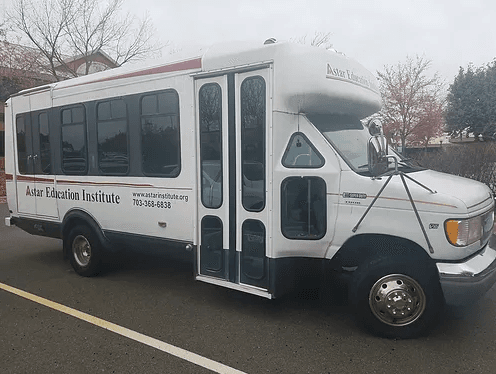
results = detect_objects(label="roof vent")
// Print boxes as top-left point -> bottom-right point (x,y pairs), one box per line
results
264,38 -> 277,45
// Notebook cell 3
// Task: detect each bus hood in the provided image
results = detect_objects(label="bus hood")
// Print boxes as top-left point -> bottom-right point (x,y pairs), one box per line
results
408,170 -> 494,214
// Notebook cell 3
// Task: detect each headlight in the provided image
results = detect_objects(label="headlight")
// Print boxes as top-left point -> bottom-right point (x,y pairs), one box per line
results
445,211 -> 494,247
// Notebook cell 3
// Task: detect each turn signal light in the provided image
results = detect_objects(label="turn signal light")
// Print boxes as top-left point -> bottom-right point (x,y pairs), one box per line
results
445,216 -> 483,247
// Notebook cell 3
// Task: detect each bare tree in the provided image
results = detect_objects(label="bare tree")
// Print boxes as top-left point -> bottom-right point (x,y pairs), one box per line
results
0,19 -> 6,38
292,31 -> 334,49
8,0 -> 163,80
64,0 -> 163,76
9,0 -> 74,81
378,56 -> 445,153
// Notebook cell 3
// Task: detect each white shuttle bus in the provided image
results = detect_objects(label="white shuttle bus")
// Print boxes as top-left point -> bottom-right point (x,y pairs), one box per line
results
4,40 -> 496,338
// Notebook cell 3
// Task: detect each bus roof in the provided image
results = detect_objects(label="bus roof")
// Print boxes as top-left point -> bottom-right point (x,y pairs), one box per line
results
12,40 -> 382,118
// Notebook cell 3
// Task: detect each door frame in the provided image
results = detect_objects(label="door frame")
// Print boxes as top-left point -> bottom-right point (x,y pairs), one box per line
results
194,66 -> 273,298
16,108 -> 58,218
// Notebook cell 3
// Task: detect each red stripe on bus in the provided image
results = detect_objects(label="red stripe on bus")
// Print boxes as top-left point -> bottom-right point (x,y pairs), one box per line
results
15,175 -> 55,183
10,175 -> 190,190
71,57 -> 202,87
16,175 -> 34,182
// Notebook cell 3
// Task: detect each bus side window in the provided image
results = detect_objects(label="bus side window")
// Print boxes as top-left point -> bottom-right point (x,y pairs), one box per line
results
140,90 -> 181,177
282,132 -> 324,168
61,106 -> 88,175
281,176 -> 326,240
97,99 -> 129,175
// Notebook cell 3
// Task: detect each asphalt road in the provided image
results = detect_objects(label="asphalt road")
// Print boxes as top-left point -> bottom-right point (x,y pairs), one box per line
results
2,202 -> 496,374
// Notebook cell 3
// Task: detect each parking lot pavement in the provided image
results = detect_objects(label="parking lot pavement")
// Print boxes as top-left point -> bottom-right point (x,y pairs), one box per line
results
2,201 -> 496,373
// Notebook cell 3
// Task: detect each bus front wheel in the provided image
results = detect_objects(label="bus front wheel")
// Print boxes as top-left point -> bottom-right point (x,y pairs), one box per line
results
67,225 -> 102,277
349,255 -> 443,339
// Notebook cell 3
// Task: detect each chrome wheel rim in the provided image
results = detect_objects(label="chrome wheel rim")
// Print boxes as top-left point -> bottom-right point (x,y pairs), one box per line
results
72,235 -> 91,267
369,274 -> 426,327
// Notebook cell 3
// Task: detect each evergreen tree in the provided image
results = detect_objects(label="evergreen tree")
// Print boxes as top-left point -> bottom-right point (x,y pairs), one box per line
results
482,61 -> 496,140
446,63 -> 496,140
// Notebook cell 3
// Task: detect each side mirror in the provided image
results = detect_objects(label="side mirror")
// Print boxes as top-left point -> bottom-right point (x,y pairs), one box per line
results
368,137 -> 388,176
367,118 -> 383,136
366,119 -> 388,176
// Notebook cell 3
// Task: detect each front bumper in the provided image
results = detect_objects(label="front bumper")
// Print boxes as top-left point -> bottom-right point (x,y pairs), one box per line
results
437,242 -> 496,306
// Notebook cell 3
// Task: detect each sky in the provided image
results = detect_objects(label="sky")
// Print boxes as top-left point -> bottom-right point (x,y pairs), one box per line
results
123,0 -> 496,84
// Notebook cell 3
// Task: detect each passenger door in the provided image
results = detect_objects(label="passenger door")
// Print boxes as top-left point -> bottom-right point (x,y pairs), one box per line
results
195,68 -> 271,297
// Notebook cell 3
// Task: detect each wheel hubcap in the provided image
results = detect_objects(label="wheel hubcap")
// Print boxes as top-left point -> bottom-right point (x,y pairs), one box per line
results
73,235 -> 91,267
369,274 -> 426,327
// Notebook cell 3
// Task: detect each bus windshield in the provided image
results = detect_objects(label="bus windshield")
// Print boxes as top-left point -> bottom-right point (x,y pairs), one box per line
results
307,113 -> 421,175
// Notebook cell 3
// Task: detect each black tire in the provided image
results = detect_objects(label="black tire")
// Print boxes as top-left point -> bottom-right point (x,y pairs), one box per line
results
349,255 -> 443,339
67,225 -> 103,277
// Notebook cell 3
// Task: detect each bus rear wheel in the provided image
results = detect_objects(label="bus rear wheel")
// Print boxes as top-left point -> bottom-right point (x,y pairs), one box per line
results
349,255 -> 443,339
67,225 -> 102,277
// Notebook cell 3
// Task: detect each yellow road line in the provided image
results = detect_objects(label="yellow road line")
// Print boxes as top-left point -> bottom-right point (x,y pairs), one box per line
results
0,282 -> 246,374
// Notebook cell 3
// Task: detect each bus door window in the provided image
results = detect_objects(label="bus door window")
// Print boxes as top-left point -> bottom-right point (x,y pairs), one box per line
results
281,133 -> 326,239
199,83 -> 223,209
16,114 -> 29,174
282,132 -> 325,168
281,176 -> 327,239
241,219 -> 267,288
38,112 -> 51,174
240,76 -> 266,212
16,112 -> 51,175
200,216 -> 224,275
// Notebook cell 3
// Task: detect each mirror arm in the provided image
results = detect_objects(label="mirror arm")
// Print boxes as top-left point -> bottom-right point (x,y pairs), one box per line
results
353,165 -> 436,253
399,173 -> 434,253
352,174 -> 394,233
402,173 -> 437,194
